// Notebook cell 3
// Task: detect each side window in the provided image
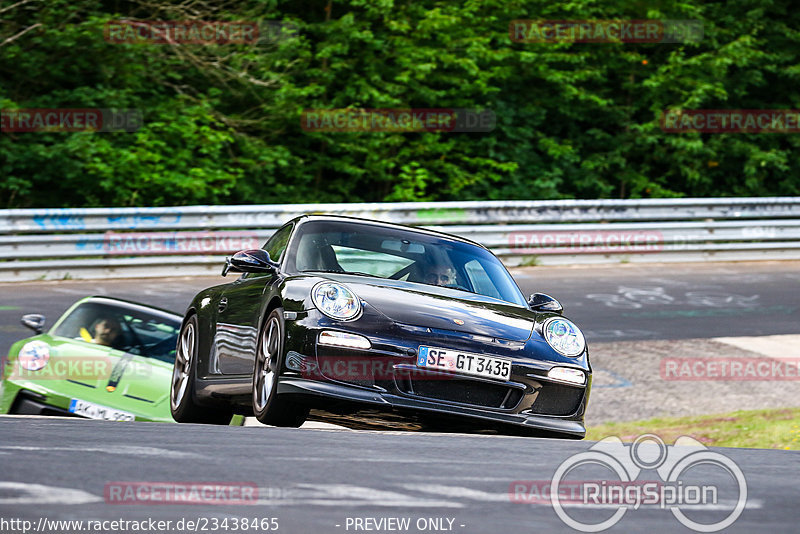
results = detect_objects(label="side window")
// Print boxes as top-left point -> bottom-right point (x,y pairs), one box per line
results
263,224 -> 293,264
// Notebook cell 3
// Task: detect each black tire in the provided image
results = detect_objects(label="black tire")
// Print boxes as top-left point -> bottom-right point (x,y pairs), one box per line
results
170,314 -> 233,425
252,307 -> 309,427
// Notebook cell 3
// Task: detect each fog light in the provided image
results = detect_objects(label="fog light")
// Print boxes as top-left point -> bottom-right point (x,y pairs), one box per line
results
547,367 -> 585,385
318,331 -> 371,350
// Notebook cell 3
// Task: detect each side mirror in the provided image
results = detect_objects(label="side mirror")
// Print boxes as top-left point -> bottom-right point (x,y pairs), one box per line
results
528,293 -> 563,314
21,314 -> 46,334
222,249 -> 280,277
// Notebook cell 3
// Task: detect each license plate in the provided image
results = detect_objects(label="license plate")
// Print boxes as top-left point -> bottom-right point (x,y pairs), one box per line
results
69,399 -> 135,422
417,346 -> 511,381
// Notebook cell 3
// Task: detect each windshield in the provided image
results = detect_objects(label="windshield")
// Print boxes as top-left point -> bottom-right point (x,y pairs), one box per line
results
52,300 -> 181,363
287,220 -> 527,306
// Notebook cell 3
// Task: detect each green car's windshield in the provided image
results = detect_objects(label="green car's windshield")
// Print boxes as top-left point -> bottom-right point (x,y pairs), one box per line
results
52,300 -> 181,363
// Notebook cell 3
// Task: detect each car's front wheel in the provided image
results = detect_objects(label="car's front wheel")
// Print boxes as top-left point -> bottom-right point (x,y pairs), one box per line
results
171,314 -> 233,425
252,308 -> 308,427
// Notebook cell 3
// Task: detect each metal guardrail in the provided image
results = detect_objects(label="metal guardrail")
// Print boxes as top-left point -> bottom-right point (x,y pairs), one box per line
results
1,198 -> 799,281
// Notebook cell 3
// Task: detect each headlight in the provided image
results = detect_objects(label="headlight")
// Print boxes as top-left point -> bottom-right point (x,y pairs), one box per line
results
312,282 -> 362,321
18,340 -> 50,371
543,317 -> 585,357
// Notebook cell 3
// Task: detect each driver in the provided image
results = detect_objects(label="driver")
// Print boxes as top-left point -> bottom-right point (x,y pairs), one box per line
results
89,317 -> 121,347
425,265 -> 457,287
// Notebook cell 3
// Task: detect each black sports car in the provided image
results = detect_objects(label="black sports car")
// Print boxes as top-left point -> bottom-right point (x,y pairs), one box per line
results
171,215 -> 591,437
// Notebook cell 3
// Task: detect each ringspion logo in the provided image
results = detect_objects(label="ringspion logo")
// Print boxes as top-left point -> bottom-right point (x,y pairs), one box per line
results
517,434 -> 747,532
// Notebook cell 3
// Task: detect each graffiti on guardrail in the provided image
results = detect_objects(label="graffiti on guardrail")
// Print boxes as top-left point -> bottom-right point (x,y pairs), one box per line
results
29,212 -> 183,231
32,215 -> 86,230
105,214 -> 183,229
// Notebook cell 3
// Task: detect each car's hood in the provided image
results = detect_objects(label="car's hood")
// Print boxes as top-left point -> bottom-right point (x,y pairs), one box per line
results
8,335 -> 173,415
345,279 -> 535,342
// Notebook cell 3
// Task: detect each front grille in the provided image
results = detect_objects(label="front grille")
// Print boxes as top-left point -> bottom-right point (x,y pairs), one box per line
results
396,374 -> 523,410
528,382 -> 584,416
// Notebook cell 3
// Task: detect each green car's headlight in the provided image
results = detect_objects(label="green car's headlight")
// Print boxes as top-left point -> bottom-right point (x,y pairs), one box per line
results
543,317 -> 585,357
312,282 -> 362,321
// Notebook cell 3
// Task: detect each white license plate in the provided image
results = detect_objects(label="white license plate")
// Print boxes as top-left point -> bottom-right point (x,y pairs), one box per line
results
417,346 -> 511,381
68,399 -> 135,421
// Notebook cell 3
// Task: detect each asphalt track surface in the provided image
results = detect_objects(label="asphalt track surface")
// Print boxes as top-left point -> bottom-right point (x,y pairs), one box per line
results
1,261 -> 799,357
1,416 -> 797,533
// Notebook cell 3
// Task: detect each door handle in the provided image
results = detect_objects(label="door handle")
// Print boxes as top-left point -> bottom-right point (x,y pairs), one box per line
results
218,297 -> 228,313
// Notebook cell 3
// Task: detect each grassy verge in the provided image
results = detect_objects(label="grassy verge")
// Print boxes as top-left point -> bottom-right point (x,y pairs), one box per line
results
587,407 -> 800,450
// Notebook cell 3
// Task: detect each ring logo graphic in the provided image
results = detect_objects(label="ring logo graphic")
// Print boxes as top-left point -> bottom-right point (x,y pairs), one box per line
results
550,434 -> 747,532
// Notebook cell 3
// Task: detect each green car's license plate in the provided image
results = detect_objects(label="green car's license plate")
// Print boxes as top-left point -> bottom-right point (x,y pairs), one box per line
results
69,398 -> 135,421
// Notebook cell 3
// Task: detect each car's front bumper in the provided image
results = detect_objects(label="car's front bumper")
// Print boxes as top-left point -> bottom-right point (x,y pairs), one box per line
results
0,379 -> 173,422
277,376 -> 587,437
281,312 -> 591,438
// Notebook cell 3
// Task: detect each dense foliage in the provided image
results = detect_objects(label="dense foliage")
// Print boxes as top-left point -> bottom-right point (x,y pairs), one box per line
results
1,0 -> 798,208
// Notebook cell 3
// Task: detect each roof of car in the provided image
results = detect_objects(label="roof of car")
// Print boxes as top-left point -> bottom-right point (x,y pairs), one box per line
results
82,296 -> 182,319
288,214 -> 487,249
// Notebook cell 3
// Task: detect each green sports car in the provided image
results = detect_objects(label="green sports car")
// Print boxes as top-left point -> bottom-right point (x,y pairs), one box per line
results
1,296 -> 182,422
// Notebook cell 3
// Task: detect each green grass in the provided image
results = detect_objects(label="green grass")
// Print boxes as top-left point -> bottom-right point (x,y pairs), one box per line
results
518,255 -> 541,267
587,407 -> 800,450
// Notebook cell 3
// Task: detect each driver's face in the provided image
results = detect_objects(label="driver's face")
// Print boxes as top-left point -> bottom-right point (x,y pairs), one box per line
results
94,319 -> 120,346
426,268 -> 455,287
